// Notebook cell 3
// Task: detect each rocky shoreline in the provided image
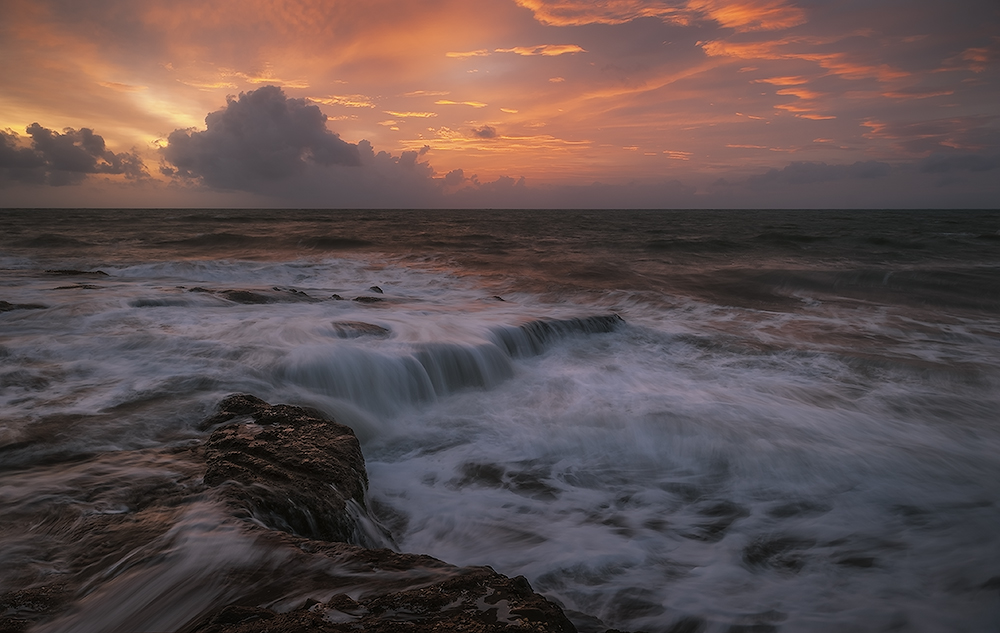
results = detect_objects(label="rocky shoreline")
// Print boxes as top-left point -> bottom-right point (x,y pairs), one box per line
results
1,395 -> 622,633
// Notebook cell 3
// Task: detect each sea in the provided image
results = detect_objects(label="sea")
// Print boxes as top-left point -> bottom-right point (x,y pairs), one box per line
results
1,208 -> 998,632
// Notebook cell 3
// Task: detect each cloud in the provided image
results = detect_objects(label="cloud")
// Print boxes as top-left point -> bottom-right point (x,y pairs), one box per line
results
919,153 -> 1000,174
310,95 -> 377,108
383,110 -> 438,118
446,50 -> 491,58
0,124 -> 147,186
495,44 -> 586,56
435,100 -> 488,108
443,168 -> 465,186
514,0 -> 805,32
748,160 -> 891,186
862,115 -> 1000,155
161,85 -> 361,190
472,125 -> 498,139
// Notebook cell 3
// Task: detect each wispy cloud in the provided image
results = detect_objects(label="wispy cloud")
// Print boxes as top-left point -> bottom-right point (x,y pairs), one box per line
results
311,95 -> 377,108
435,100 -> 489,108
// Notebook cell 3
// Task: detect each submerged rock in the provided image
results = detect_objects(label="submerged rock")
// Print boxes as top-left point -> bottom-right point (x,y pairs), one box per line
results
0,301 -> 47,312
219,289 -> 272,304
330,321 -> 391,339
43,269 -> 109,276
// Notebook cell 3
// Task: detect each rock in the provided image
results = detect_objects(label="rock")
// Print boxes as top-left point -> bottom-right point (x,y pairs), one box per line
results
331,294 -> 345,300
368,285 -> 383,294
203,395 -> 381,546
330,321 -> 391,339
191,566 -> 577,633
4,395 -> 593,633
52,284 -> 101,290
0,585 -> 70,633
219,290 -> 272,304
0,301 -> 47,312
44,269 -> 109,276
353,296 -> 384,304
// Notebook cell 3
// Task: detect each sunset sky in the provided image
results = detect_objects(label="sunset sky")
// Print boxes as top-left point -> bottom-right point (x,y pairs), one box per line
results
1,0 -> 998,208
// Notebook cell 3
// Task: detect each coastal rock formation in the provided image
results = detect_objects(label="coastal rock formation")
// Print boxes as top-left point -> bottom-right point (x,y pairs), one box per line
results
203,394 -> 382,546
197,395 -> 584,633
0,395 -> 595,632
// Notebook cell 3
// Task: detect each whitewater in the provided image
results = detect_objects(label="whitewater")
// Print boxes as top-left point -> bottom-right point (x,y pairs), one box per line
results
1,209 -> 998,632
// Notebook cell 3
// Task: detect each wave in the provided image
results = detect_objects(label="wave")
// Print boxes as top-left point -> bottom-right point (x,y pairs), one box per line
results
280,315 -> 625,415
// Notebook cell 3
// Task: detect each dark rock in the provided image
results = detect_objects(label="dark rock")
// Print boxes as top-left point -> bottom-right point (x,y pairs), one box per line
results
331,321 -> 391,338
4,395 -> 585,633
368,285 -> 383,294
0,585 -> 70,633
189,287 -> 213,293
330,294 -> 344,300
192,567 -> 577,633
44,269 -> 109,276
53,284 -> 101,290
353,296 -> 384,304
220,290 -> 272,304
0,301 -> 47,312
203,395 -> 379,545
493,295 -> 505,301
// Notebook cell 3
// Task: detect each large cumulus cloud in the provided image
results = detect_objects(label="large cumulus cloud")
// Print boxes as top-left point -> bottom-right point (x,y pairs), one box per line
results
0,124 -> 147,186
161,86 -> 361,189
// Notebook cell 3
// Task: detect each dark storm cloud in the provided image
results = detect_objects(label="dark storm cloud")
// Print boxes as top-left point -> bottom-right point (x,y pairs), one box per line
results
0,125 -> 146,186
161,86 -> 361,190
748,161 -> 891,187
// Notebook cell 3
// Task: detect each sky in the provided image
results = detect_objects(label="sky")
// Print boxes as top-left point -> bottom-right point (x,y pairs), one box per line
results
1,0 -> 998,208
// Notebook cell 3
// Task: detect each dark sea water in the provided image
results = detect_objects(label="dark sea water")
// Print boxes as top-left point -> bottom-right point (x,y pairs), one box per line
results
1,209 -> 999,632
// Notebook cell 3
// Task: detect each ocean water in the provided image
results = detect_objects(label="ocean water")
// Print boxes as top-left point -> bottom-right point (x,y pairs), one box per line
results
1,208 -> 999,632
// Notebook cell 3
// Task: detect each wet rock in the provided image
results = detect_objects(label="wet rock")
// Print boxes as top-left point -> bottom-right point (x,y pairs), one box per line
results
192,566 -> 577,633
220,290 -> 272,304
44,269 -> 109,276
0,301 -> 47,312
331,321 -> 391,339
203,395 -> 378,545
330,294 -> 345,300
368,285 -> 383,294
0,585 -> 70,633
4,395 -> 589,633
52,284 -> 101,290
353,296 -> 384,304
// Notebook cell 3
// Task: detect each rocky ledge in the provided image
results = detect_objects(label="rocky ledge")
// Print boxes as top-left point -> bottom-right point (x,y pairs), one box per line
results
0,394 -> 600,633
197,394 -> 583,632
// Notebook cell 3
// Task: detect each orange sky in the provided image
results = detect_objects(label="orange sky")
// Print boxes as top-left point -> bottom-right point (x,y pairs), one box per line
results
1,0 -> 998,207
